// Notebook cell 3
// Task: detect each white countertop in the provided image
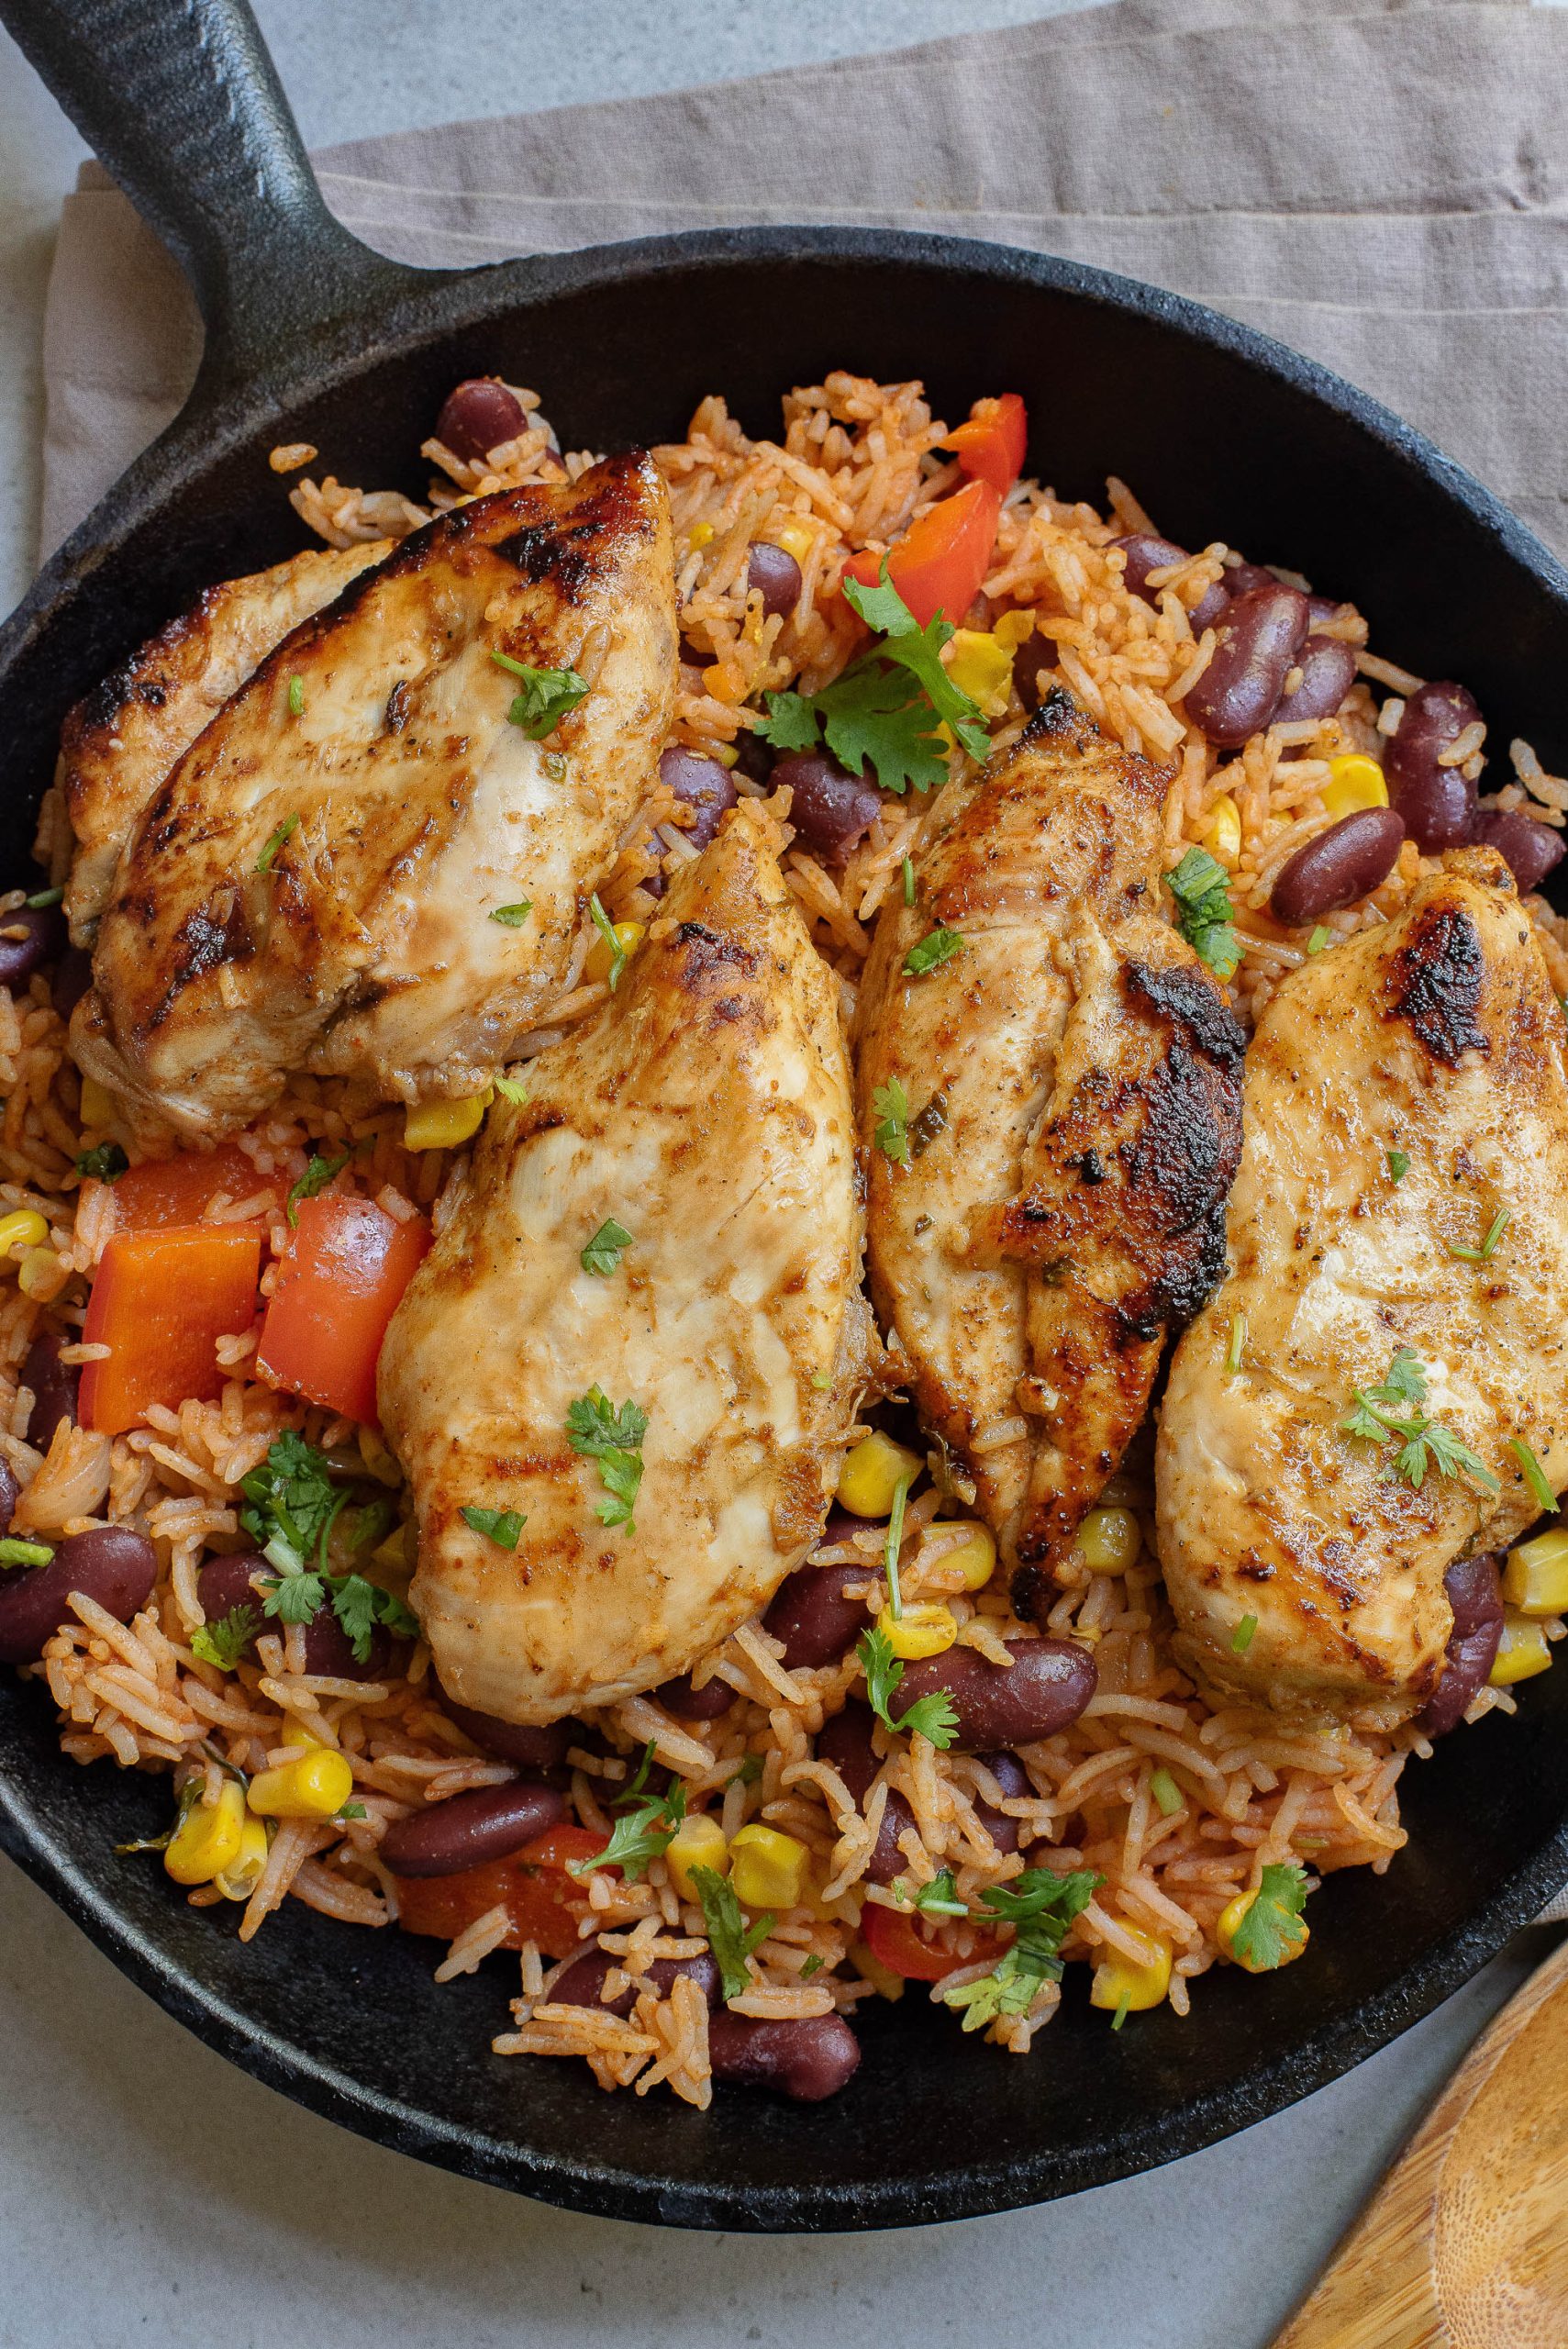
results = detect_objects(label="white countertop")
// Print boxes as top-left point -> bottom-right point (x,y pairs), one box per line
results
0,6 -> 1553,2341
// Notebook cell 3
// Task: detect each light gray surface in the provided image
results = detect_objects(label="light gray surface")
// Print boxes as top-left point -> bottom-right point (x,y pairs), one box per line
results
0,6 -> 1553,2343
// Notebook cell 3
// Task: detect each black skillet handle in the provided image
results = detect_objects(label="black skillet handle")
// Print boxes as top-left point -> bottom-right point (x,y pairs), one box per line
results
1,0 -> 434,393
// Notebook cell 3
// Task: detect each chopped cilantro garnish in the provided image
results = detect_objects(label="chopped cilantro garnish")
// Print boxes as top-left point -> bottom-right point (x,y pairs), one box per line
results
904,926 -> 965,978
461,1504 -> 526,1551
1111,1989 -> 1131,2032
190,1604 -> 257,1671
1229,1862 -> 1308,1970
490,900 -> 533,928
728,1753 -> 763,1788
565,1387 -> 649,1532
689,1862 -> 774,1999
1340,1348 -> 1500,1495
902,855 -> 917,906
494,1074 -> 528,1105
74,1141 -> 128,1183
1150,1767 -> 1183,1817
1306,925 -> 1331,955
588,894 -> 628,991
580,1218 -> 633,1278
942,1867 -> 1099,2031
0,1536 -> 53,1568
1225,1312 -> 1246,1377
116,1777 -> 204,1857
24,886 -> 62,909
255,814 -> 299,874
857,1624 -> 959,1749
568,1768 -> 685,1885
337,1801 -> 367,1821
913,1868 -> 967,1917
800,1954 -> 825,1978
287,674 -> 305,718
491,651 -> 588,739
883,1475 -> 912,1620
1163,845 -> 1240,981
286,1149 -> 350,1226
1447,1203 -> 1510,1264
1231,1613 -> 1258,1654
241,1433 -> 416,1660
1387,1149 -> 1410,1184
1510,1437 -> 1559,1517
872,1076 -> 910,1166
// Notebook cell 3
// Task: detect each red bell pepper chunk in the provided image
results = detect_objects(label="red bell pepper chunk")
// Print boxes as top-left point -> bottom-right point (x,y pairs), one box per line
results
842,477 -> 1003,630
940,392 -> 1028,496
257,1192 -> 430,1426
104,1142 -> 276,1235
394,1824 -> 605,1960
859,1898 -> 1004,1983
80,1224 -> 262,1436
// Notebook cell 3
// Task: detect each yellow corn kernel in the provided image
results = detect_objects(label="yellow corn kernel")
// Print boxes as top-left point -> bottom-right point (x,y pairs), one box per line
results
1075,1506 -> 1141,1573
836,1430 -> 922,1518
712,741 -> 740,769
1088,1928 -> 1172,2014
931,1521 -> 996,1592
993,608 -> 1035,651
1203,793 -> 1242,864
1217,1888 -> 1310,1974
728,1823 -> 811,1910
944,629 -> 1013,720
688,521 -> 715,549
247,1747 -> 355,1820
164,1778 -> 247,1887
1503,1528 -> 1568,1617
1490,1610 -> 1553,1687
79,1075 -> 117,1129
0,1208 -> 47,1263
850,1935 -> 905,2001
877,1600 -> 958,1661
664,1812 -> 729,1901
17,1247 -> 66,1301
214,1813 -> 271,1902
1321,752 -> 1388,820
771,518 -> 815,565
584,918 -> 646,987
404,1089 -> 493,1151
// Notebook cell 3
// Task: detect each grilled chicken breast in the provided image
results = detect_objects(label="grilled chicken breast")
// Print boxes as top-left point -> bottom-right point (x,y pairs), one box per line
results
1157,851 -> 1568,1730
59,541 -> 388,945
72,453 -> 676,1138
379,801 -> 873,1724
857,687 -> 1244,1610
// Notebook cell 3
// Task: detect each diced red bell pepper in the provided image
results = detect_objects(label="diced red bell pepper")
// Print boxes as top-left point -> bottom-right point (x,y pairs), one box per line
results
257,1192 -> 430,1427
104,1142 -> 276,1235
859,1899 -> 1004,1983
80,1224 -> 262,1436
940,393 -> 1028,496
843,478 -> 1003,630
394,1823 -> 606,1959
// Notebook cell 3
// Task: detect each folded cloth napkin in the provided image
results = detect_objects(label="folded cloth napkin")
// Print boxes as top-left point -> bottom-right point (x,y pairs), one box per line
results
39,0 -> 1568,562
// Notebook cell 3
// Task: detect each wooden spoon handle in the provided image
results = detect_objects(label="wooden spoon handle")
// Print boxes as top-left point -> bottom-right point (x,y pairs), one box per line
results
1273,1934 -> 1568,2349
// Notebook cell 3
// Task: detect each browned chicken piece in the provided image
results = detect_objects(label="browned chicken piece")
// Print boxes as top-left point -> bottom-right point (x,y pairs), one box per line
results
72,453 -> 676,1139
856,687 -> 1244,1614
58,541 -> 389,945
379,802 -> 874,1725
1158,851 -> 1568,1731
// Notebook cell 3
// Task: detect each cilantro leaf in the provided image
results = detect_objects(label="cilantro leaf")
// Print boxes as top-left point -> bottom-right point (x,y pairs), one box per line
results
728,1753 -> 763,1788
566,1386 -> 649,1532
490,900 -> 533,928
979,1867 -> 1099,1930
568,1776 -> 685,1886
494,1075 -> 528,1105
263,1568 -> 327,1626
858,1624 -> 959,1749
255,814 -> 299,874
1229,1863 -> 1308,1970
1340,1348 -> 1500,1495
117,1777 -> 204,1857
286,1148 -> 350,1226
1163,846 -> 1240,981
944,1868 -> 1100,2030
241,1431 -> 350,1573
461,1504 -> 526,1551
872,1077 -> 910,1166
74,1141 -> 128,1182
904,926 -> 965,978
580,1218 -> 634,1277
491,651 -> 587,739
689,1862 -> 774,1999
913,1868 -> 968,1917
189,1604 -> 257,1671
1387,1149 -> 1410,1184
751,692 -> 819,755
840,569 -> 993,757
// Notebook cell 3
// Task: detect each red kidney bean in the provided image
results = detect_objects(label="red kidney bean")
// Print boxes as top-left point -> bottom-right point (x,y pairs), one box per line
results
52,946 -> 94,1022
707,2010 -> 861,2101
1273,635 -> 1358,726
439,1690 -> 579,1772
763,1561 -> 875,1670
1224,562 -> 1278,598
893,1637 -> 1096,1751
1183,583 -> 1310,747
973,1750 -> 1030,1854
747,542 -> 803,619
195,1552 -> 268,1657
1307,593 -> 1345,627
1417,1553 -> 1505,1738
659,746 -> 738,852
1383,681 -> 1483,852
768,750 -> 882,866
0,1460 -> 17,1539
545,1940 -> 721,2015
1112,535 -> 1229,630
654,1671 -> 736,1719
20,1330 -> 78,1453
434,378 -> 526,462
382,1780 -> 565,1876
1270,808 -> 1406,928
730,729 -> 773,785
815,1698 -> 913,1884
1012,631 -> 1059,711
194,1549 -> 396,1679
0,1526 -> 158,1665
0,902 -> 64,991
1473,809 -> 1566,896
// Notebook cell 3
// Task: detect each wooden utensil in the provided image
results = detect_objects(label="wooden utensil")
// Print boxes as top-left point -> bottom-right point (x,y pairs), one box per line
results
1273,1934 -> 1568,2347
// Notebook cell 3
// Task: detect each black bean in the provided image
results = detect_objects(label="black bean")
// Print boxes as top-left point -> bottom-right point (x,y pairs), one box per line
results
654,1672 -> 735,1720
763,1561 -> 875,1670
1473,809 -> 1566,896
0,1460 -> 17,1539
1012,631 -> 1060,711
1417,1553 -> 1505,1738
1383,681 -> 1483,852
707,2010 -> 861,2101
659,746 -> 737,852
973,1750 -> 1030,1854
1183,583 -> 1311,747
0,902 -> 64,991
1273,635 -> 1358,726
545,1940 -> 721,2015
434,378 -> 526,462
1112,534 -> 1228,630
769,750 -> 882,866
20,1330 -> 78,1453
815,1698 -> 912,1884
747,542 -> 804,619
0,1525 -> 158,1665
1270,808 -> 1406,928
382,1780 -> 565,1876
438,1691 -> 578,1772
52,947 -> 93,1022
893,1637 -> 1097,1752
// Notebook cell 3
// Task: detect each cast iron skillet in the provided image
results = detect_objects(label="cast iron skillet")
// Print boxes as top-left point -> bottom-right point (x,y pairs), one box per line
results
2,0 -> 1567,2235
